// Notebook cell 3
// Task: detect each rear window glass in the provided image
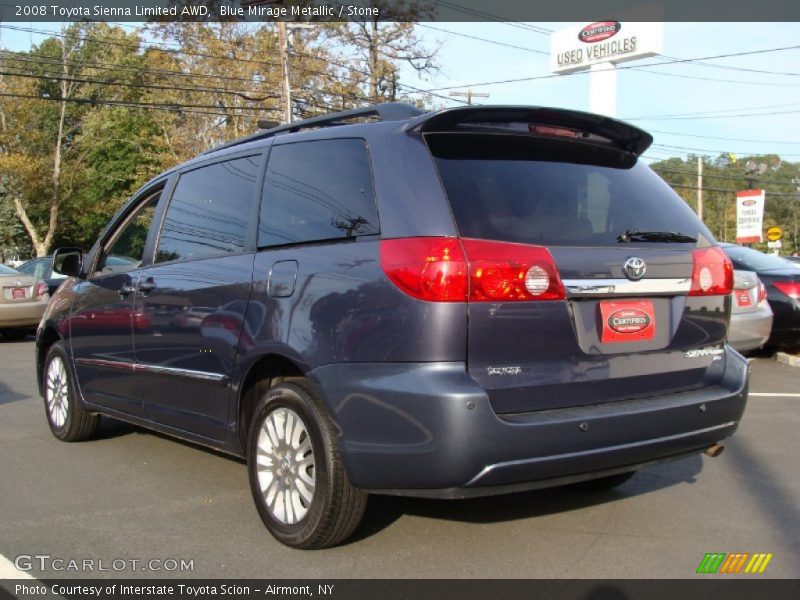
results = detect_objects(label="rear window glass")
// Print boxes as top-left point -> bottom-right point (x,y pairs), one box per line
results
428,134 -> 712,247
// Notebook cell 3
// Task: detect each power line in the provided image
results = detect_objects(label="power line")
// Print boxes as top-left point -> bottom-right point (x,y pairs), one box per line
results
417,24 -> 548,55
1,49 -> 269,87
0,23 -> 463,106
662,181 -> 800,199
653,167 -> 800,186
623,101 -> 800,120
0,68 -> 280,101
418,43 -> 800,92
647,129 -> 800,145
631,108 -> 800,121
630,67 -> 800,87
0,24 -> 369,87
426,1 -> 552,34
0,90 -> 251,117
652,143 -> 800,157
660,54 -> 800,78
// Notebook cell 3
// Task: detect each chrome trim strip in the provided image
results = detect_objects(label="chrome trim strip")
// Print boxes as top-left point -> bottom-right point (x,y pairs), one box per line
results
75,358 -> 227,383
75,358 -> 135,371
464,421 -> 737,486
563,277 -> 691,297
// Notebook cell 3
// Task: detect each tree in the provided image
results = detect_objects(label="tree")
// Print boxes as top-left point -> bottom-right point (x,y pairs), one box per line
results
322,1 -> 439,104
0,23 -> 153,256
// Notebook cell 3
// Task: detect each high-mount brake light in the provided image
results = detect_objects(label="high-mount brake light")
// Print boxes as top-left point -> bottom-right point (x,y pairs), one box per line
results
529,124 -> 582,139
380,238 -> 565,302
688,247 -> 734,296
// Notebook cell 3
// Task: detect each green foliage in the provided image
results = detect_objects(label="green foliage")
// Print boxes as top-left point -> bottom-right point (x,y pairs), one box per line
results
651,154 -> 800,255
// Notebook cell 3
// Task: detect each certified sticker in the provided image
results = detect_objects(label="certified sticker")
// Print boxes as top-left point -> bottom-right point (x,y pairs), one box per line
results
600,299 -> 656,343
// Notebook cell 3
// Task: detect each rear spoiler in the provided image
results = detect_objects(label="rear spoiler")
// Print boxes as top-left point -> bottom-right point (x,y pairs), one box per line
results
406,106 -> 653,156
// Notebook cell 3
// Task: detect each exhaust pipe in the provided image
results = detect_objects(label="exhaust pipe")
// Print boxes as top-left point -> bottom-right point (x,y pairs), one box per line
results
705,443 -> 725,458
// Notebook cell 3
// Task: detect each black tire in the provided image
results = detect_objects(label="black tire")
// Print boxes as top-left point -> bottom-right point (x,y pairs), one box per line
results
571,471 -> 636,491
247,380 -> 367,549
43,341 -> 100,441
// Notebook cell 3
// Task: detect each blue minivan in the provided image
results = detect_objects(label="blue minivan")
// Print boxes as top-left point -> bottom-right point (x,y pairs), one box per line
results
37,104 -> 749,548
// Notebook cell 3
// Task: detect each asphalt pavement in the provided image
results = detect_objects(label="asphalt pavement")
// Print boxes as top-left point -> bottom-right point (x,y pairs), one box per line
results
0,337 -> 798,579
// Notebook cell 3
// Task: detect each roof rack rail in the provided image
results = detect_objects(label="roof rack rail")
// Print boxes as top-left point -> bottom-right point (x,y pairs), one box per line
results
203,102 -> 425,155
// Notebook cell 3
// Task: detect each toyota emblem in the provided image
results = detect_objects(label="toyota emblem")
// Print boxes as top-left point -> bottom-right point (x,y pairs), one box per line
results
623,257 -> 646,281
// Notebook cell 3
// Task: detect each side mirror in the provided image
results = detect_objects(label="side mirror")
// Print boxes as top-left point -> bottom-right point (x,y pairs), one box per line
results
52,247 -> 84,277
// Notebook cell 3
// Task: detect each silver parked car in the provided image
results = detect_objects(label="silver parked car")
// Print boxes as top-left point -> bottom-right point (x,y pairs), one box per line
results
0,264 -> 50,340
728,269 -> 773,353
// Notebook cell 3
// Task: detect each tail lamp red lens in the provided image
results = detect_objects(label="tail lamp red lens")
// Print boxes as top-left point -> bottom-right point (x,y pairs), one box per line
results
688,247 -> 733,296
757,280 -> 768,304
380,237 -> 565,302
773,280 -> 800,300
35,282 -> 48,298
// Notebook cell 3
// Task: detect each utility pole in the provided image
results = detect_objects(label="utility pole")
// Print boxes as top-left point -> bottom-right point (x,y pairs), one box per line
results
697,156 -> 703,222
277,22 -> 314,124
449,88 -> 490,106
793,176 -> 800,255
277,22 -> 291,124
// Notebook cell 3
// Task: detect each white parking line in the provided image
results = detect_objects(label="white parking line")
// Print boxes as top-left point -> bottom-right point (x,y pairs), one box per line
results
0,553 -> 34,579
750,393 -> 800,397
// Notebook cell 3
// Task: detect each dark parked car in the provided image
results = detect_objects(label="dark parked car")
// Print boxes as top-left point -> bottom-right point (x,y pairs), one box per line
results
17,256 -> 68,297
721,244 -> 800,349
37,104 -> 748,549
18,254 -> 136,296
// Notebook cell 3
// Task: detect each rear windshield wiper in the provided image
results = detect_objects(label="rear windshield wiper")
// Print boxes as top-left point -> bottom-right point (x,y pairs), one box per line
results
617,229 -> 697,243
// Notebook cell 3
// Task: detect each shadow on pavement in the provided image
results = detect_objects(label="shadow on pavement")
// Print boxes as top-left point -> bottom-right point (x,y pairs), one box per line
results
726,440 -> 800,558
0,379 -> 31,405
351,454 -> 704,543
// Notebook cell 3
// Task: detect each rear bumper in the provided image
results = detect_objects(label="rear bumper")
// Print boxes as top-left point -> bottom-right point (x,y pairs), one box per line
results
0,298 -> 48,329
309,346 -> 749,496
729,305 -> 773,352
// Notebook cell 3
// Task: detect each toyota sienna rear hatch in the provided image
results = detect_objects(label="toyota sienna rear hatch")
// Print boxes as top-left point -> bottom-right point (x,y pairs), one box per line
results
419,108 -> 733,414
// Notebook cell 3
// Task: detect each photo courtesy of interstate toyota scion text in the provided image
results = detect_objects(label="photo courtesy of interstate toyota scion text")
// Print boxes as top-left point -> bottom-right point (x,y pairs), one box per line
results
36,103 -> 749,549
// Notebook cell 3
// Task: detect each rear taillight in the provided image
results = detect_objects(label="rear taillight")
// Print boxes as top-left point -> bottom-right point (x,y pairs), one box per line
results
380,238 -> 468,302
461,239 -> 565,302
757,280 -> 768,303
380,237 -> 565,302
773,281 -> 800,299
35,282 -> 48,299
689,247 -> 733,296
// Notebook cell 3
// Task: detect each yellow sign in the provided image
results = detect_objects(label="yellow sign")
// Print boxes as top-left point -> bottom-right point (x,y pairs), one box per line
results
766,226 -> 782,242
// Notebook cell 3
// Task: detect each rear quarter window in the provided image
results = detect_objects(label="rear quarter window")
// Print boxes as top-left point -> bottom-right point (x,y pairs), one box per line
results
259,139 -> 379,247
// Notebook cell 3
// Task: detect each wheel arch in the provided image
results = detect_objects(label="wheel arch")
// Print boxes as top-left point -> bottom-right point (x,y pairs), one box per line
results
235,352 -> 308,454
36,324 -> 62,397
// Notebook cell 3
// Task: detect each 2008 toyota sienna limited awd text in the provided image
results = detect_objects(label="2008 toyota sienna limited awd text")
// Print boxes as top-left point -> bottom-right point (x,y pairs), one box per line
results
36,103 -> 749,549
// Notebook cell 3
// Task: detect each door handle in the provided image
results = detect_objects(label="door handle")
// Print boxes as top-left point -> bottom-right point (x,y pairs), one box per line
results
138,280 -> 157,295
118,284 -> 135,296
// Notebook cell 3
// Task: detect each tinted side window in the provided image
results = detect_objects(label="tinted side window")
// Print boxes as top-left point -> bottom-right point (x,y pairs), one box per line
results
96,190 -> 161,275
156,156 -> 260,263
259,139 -> 379,247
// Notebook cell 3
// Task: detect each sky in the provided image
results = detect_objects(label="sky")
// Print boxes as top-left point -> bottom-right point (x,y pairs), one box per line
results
1,21 -> 800,166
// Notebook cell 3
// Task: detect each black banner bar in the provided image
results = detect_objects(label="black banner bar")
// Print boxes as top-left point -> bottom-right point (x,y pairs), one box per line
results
2,579 -> 800,600
0,0 -> 799,23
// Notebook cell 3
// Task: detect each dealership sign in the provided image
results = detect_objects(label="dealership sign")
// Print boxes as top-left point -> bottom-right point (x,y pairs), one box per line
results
550,22 -> 664,73
736,190 -> 766,243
